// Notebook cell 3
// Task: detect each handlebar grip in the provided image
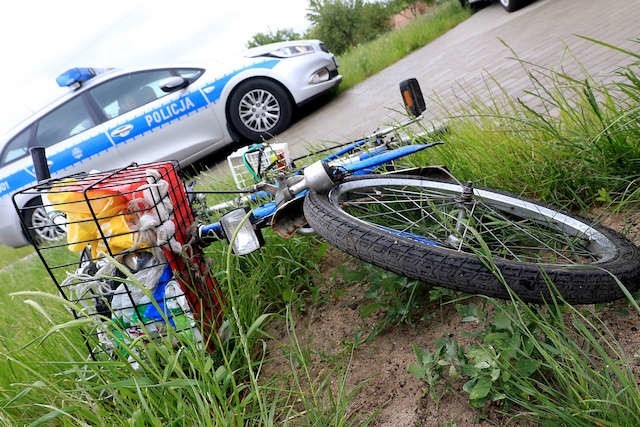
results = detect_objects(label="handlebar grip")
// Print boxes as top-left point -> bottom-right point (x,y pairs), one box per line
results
30,147 -> 51,182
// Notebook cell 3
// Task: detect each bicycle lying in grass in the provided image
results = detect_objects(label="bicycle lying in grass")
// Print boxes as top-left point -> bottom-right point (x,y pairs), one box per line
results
15,78 -> 640,361
192,78 -> 640,306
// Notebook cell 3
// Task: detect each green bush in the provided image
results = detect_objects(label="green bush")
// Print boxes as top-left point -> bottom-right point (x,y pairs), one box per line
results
306,0 -> 393,54
245,28 -> 303,48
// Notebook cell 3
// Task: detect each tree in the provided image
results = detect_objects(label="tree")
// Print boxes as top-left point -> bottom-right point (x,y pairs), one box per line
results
246,28 -> 303,49
306,0 -> 392,54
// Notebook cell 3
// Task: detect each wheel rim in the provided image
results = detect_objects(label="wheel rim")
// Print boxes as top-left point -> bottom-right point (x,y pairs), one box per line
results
330,178 -> 618,265
238,89 -> 281,133
30,206 -> 65,242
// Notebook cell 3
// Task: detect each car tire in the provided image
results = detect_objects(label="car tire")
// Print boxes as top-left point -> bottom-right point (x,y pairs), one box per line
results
228,78 -> 293,142
499,0 -> 528,12
21,197 -> 65,244
459,0 -> 489,12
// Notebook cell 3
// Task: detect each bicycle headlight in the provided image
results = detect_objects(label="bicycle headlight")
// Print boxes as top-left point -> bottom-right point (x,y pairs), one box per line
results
220,207 -> 264,255
268,44 -> 314,58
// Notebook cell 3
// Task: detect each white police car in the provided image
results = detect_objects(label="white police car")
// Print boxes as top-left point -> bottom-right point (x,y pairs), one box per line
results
0,39 -> 341,247
460,0 -> 532,12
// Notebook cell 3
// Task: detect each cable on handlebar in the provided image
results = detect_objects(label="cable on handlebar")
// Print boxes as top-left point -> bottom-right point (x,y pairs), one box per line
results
187,189 -> 256,195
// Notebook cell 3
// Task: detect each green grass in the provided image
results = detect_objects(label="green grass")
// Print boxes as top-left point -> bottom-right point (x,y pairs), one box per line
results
1,9 -> 640,426
403,39 -> 640,423
336,1 -> 470,92
0,232 -> 335,425
0,244 -> 33,270
409,41 -> 640,211
409,279 -> 640,425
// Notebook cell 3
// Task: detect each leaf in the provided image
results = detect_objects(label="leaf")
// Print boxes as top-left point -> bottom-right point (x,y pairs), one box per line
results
407,364 -> 425,380
468,377 -> 492,400
483,332 -> 510,347
490,368 -> 501,382
360,302 -> 383,318
341,267 -> 367,282
456,303 -> 479,319
492,311 -> 513,332
515,358 -> 541,377
30,406 -> 81,426
467,347 -> 493,365
595,188 -> 612,203
246,313 -> 270,338
448,363 -> 461,379
463,379 -> 476,394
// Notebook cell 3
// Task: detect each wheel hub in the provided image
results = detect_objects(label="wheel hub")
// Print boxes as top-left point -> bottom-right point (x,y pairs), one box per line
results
239,89 -> 280,132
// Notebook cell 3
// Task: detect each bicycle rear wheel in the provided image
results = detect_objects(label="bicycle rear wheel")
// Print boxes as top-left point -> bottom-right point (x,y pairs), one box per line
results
303,175 -> 640,304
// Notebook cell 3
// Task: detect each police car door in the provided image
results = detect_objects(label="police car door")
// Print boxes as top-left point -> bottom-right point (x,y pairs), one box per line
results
88,68 -> 227,167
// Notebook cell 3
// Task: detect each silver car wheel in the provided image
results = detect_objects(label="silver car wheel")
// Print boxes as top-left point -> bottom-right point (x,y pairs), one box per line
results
30,206 -> 65,242
498,0 -> 527,12
238,89 -> 281,133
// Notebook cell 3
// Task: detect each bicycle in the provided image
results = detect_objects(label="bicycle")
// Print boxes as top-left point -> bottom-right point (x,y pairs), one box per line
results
15,78 -> 640,362
193,79 -> 640,306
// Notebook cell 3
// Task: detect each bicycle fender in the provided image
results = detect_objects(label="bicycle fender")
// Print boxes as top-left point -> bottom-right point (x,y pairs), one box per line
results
271,195 -> 308,238
385,165 -> 455,182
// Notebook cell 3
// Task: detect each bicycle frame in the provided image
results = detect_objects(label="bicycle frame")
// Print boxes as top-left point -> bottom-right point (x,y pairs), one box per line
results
197,140 -> 442,254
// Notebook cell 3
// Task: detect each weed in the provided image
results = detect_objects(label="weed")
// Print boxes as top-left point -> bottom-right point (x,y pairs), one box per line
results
337,262 -> 438,333
408,337 -> 466,405
411,291 -> 640,424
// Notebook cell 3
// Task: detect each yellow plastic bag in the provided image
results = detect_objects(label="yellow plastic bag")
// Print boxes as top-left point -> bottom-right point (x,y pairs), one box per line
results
48,184 -> 136,256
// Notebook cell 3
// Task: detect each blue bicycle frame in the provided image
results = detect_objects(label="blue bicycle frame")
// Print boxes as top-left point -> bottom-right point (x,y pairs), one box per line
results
198,141 -> 441,244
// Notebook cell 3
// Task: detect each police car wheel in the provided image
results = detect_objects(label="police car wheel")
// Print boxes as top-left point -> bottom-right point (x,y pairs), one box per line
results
229,78 -> 293,141
499,0 -> 527,12
22,199 -> 65,244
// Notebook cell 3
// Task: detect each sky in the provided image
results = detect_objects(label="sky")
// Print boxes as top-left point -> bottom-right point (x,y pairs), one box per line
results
0,0 -> 310,135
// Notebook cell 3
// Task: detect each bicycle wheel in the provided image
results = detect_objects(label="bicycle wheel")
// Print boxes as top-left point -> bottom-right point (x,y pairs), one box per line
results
303,175 -> 640,304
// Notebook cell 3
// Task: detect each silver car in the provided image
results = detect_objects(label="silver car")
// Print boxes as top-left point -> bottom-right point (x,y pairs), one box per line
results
460,0 -> 532,12
0,39 -> 341,247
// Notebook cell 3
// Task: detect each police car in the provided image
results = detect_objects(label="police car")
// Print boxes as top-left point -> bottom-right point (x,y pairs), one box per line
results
460,0 -> 532,12
0,39 -> 341,247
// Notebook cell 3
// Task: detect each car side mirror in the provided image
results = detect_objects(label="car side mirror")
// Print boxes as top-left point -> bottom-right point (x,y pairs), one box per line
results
399,78 -> 426,117
160,76 -> 190,93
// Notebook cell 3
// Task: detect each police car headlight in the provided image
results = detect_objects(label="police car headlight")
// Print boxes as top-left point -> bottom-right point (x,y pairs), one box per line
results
269,45 -> 314,58
309,67 -> 330,84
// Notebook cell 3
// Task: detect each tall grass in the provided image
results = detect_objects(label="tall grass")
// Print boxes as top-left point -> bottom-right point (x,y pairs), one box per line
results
405,39 -> 640,423
0,233 -> 343,425
336,1 -> 470,92
1,15 -> 640,427
493,293 -> 640,426
415,41 -> 640,211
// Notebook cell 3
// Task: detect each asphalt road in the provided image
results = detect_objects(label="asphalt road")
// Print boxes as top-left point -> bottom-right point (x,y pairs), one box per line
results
274,0 -> 640,158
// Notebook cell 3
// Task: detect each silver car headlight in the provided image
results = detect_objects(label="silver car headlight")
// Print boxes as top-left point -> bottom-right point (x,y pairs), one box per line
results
268,44 -> 314,58
309,67 -> 330,84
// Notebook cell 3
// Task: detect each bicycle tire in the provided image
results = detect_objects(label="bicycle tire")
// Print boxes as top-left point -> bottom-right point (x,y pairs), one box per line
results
303,175 -> 640,304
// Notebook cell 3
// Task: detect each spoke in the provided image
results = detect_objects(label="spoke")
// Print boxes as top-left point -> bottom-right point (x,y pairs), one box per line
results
342,192 -> 460,243
472,202 -> 581,263
338,182 -> 602,265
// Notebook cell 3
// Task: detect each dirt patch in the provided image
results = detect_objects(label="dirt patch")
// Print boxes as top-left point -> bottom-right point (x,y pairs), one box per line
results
262,210 -> 640,426
263,248 -> 501,426
390,2 -> 433,30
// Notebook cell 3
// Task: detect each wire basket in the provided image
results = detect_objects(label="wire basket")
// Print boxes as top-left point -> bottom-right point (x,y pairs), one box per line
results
13,161 -> 223,365
227,142 -> 290,189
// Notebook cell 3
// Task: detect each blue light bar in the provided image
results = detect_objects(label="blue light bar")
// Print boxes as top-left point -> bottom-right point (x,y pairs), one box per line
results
56,67 -> 96,88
